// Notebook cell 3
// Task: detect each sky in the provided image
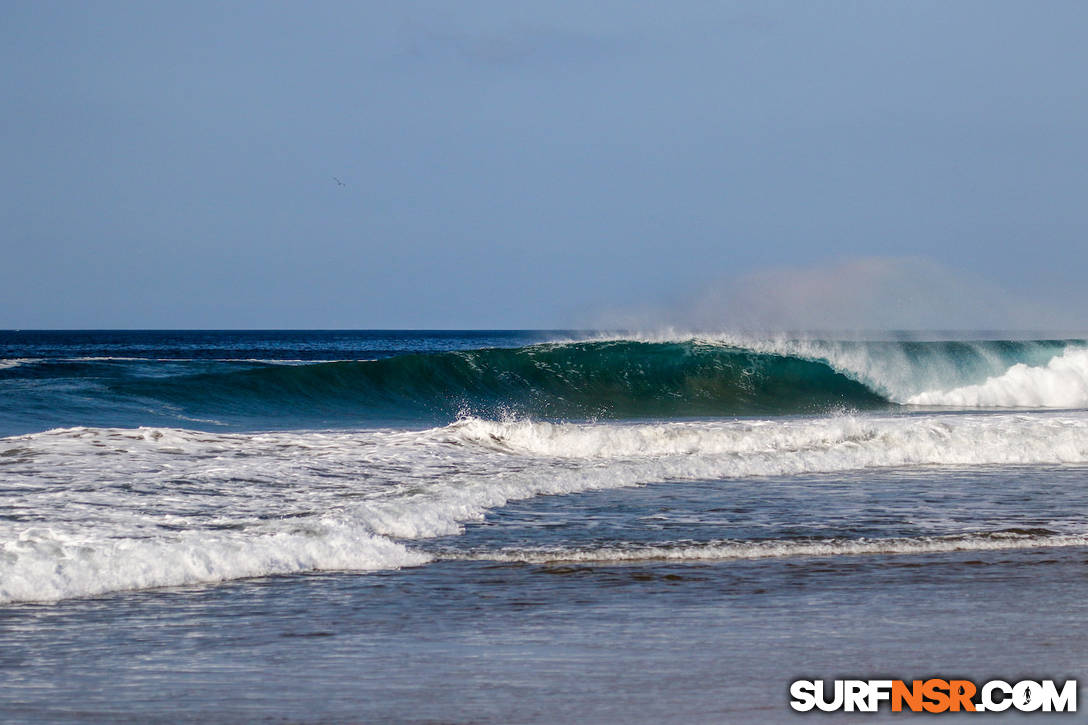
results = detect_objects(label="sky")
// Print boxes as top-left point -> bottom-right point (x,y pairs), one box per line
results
2,0 -> 1087,330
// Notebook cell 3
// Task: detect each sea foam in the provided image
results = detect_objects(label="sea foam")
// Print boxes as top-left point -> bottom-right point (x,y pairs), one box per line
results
1,521 -> 429,604
4,411 -> 1088,603
456,531 -> 1088,564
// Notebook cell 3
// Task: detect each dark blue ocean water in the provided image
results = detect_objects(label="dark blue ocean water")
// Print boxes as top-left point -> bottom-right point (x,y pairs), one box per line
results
0,330 -> 560,435
2,331 -> 1087,722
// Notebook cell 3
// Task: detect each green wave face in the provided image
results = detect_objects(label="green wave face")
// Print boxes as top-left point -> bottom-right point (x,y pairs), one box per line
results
116,341 -> 892,422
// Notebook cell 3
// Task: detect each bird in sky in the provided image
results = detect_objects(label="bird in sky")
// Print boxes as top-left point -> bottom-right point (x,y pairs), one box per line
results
333,177 -> 345,187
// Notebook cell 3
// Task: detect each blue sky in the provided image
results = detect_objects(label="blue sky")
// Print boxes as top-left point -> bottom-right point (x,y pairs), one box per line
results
3,1 -> 1087,329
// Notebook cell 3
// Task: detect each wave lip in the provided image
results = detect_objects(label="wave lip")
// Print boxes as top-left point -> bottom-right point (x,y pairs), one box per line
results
452,531 -> 1088,565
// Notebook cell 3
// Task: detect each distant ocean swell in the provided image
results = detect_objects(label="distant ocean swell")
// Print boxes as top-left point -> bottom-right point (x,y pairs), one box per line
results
5,338 -> 1086,422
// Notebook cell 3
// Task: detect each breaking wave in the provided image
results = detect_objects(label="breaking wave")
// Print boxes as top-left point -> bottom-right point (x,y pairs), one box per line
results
4,338 -> 1087,426
907,347 -> 1088,408
8,338 -> 1072,423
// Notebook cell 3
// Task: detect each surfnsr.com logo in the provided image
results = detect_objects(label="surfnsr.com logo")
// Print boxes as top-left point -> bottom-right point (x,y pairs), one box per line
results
790,679 -> 1077,713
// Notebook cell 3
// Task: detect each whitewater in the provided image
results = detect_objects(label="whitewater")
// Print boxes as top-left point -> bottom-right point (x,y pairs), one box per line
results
4,407 -> 1088,602
3,331 -> 1088,603
3,330 -> 1088,723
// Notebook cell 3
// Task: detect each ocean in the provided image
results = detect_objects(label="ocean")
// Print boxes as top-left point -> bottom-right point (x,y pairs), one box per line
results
1,330 -> 1086,723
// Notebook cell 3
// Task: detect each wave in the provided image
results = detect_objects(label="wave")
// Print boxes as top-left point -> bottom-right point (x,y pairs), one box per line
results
111,340 -> 891,420
4,337 -> 1087,427
452,530 -> 1088,565
718,337 -> 1074,400
127,338 -> 1088,419
4,411 -> 1088,602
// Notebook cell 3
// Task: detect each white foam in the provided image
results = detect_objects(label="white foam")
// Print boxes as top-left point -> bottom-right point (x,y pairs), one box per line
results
1,520 -> 430,604
0,358 -> 36,370
907,348 -> 1088,408
456,532 -> 1088,564
0,426 -> 448,602
446,413 -> 1088,466
4,411 -> 1088,603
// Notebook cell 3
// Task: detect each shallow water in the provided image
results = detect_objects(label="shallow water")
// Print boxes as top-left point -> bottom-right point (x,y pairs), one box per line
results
3,477 -> 1086,723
